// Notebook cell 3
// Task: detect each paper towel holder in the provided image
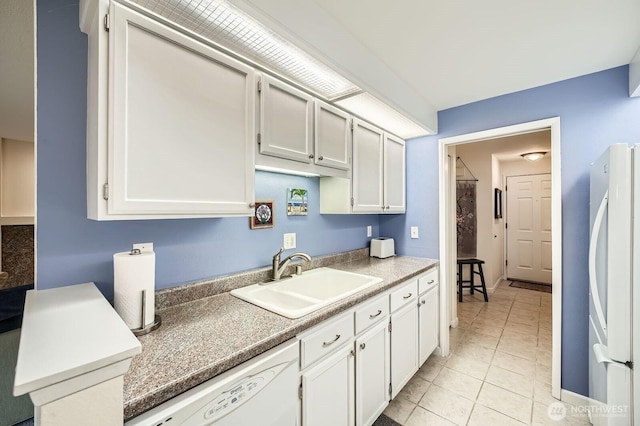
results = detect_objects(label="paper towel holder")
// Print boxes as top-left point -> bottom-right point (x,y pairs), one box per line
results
131,288 -> 161,336
128,248 -> 161,336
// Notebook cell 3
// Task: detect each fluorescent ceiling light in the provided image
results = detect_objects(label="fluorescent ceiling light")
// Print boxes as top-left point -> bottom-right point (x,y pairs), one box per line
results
336,93 -> 430,139
128,0 -> 360,100
255,165 -> 320,177
521,151 -> 547,161
127,0 -> 433,138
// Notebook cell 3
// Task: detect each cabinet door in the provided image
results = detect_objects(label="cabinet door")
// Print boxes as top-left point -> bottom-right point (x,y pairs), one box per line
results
390,301 -> 419,399
259,75 -> 313,163
352,119 -> 384,213
419,286 -> 439,366
355,319 -> 390,426
302,344 -> 355,426
315,101 -> 351,171
383,134 -> 406,213
109,4 -> 255,216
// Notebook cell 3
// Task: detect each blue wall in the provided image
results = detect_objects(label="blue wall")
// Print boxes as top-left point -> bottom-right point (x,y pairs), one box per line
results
36,1 -> 379,299
385,66 -> 640,396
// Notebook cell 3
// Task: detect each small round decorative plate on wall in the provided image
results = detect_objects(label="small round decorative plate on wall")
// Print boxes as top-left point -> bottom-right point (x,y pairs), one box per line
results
250,200 -> 274,229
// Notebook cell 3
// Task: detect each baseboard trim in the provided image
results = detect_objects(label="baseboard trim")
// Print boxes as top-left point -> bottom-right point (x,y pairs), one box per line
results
560,389 -> 590,407
560,389 -> 609,425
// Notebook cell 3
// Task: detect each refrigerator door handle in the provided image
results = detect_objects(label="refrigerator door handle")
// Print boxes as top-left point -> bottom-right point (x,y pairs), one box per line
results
593,343 -> 614,364
593,343 -> 631,368
589,191 -> 608,336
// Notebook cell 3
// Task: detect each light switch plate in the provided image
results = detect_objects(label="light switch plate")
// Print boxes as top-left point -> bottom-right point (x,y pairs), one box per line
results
133,242 -> 153,253
410,227 -> 419,239
284,233 -> 296,249
367,226 -> 372,237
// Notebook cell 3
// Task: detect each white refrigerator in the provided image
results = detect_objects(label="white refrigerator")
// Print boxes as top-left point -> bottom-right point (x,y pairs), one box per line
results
589,143 -> 639,425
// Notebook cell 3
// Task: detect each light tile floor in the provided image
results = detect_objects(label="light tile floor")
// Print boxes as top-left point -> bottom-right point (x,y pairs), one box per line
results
382,281 -> 592,426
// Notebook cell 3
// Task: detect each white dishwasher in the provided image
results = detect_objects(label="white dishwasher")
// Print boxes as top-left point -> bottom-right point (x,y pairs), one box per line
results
126,339 -> 299,426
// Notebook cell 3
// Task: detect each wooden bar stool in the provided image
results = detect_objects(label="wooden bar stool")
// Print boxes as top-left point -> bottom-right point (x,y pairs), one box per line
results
457,258 -> 488,302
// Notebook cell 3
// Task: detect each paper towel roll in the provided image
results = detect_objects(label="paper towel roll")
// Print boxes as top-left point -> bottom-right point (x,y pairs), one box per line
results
114,250 -> 155,330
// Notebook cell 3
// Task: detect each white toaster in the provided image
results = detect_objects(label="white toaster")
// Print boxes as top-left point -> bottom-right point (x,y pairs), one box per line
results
370,238 -> 395,258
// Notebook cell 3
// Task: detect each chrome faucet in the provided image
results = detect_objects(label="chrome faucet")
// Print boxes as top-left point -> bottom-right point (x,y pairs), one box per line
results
271,248 -> 311,281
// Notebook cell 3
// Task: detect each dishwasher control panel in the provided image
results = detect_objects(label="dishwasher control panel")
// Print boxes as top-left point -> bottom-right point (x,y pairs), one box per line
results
203,370 -> 274,421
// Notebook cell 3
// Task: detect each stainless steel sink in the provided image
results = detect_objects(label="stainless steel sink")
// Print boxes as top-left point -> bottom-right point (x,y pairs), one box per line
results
230,267 -> 383,318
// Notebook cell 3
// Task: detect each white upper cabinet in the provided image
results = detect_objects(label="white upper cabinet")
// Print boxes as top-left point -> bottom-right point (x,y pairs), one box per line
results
315,100 -> 351,171
256,80 -> 350,178
352,119 -> 384,213
82,2 -> 256,220
383,134 -> 406,213
321,119 -> 405,214
259,75 -> 313,164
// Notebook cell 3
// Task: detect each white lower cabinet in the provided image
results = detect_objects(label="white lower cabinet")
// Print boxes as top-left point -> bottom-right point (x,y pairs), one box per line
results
418,268 -> 440,366
299,267 -> 438,426
390,298 -> 419,399
301,343 -> 355,426
355,319 -> 390,426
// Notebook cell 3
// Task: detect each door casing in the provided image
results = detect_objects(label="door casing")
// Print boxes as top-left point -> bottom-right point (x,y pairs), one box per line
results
438,117 -> 562,399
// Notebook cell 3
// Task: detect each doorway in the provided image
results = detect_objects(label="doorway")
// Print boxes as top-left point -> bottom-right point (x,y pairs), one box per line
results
438,118 -> 562,399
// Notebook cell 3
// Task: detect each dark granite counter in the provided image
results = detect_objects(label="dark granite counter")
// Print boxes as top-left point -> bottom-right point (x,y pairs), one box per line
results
123,250 -> 438,420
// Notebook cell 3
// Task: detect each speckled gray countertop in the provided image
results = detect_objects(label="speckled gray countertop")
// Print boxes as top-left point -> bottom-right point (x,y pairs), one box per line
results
123,253 -> 438,420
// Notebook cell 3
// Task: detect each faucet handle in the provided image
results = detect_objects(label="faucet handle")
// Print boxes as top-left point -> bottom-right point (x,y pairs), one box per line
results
273,247 -> 285,260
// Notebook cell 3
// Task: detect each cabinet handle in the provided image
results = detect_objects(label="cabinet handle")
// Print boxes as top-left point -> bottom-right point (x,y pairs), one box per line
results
322,334 -> 341,347
360,343 -> 366,350
318,155 -> 324,161
309,154 -> 314,159
421,299 -> 426,305
403,293 -> 412,299
249,202 -> 255,208
428,280 -> 435,284
369,309 -> 382,319
386,205 -> 390,210
417,302 -> 422,308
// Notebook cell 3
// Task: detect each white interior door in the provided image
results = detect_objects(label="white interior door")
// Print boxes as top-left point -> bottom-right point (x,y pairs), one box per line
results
506,174 -> 552,283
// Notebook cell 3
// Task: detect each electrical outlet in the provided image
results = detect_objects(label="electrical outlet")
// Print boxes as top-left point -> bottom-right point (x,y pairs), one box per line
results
410,227 -> 419,239
367,226 -> 372,237
133,242 -> 154,253
284,233 -> 296,249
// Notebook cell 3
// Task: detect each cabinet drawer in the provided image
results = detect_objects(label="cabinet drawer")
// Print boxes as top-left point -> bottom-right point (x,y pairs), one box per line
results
418,268 -> 439,295
300,314 -> 354,369
390,280 -> 418,312
355,294 -> 389,334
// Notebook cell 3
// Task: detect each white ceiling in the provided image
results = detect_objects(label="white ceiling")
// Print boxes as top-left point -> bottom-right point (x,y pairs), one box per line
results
0,0 -> 34,143
238,0 -> 640,131
479,130 -> 551,162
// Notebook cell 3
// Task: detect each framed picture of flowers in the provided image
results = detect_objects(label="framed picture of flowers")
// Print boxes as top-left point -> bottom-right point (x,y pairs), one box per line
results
250,200 -> 274,229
